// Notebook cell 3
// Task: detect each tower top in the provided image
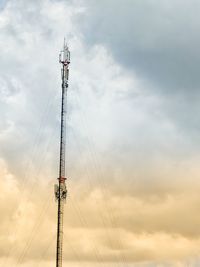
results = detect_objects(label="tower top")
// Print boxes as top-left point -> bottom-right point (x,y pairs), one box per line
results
59,39 -> 70,66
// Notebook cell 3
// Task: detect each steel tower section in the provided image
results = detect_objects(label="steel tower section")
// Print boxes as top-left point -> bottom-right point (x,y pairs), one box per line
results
55,41 -> 70,267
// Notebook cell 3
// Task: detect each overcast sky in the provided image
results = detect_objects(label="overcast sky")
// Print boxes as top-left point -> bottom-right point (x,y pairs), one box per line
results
1,0 -> 200,266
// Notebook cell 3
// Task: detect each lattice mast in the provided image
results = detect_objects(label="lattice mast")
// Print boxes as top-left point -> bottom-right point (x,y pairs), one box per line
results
55,40 -> 70,267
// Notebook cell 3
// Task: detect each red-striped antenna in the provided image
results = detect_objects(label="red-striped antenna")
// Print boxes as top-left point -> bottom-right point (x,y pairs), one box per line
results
55,40 -> 70,267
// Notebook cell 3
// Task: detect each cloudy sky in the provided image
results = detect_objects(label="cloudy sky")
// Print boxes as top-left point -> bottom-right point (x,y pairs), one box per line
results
1,0 -> 200,266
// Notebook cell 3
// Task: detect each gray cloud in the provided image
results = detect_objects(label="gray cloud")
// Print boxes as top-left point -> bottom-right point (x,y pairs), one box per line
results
78,0 -> 200,91
70,0 -> 200,147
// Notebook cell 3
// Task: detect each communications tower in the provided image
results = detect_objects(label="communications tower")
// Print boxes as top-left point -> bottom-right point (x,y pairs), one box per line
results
54,40 -> 70,267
